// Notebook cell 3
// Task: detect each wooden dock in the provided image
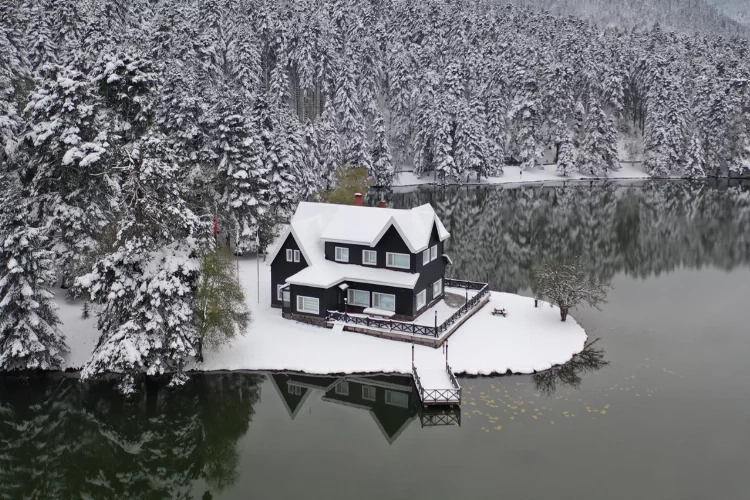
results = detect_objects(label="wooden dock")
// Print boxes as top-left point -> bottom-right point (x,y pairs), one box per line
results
411,344 -> 462,406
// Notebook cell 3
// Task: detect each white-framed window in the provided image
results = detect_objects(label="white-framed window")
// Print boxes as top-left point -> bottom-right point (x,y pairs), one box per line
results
277,284 -> 285,301
386,252 -> 410,269
348,289 -> 370,307
293,249 -> 300,263
287,383 -> 303,396
432,279 -> 442,299
362,385 -> 376,401
385,390 -> 409,408
362,249 -> 377,266
286,249 -> 293,262
416,289 -> 426,310
335,246 -> 349,262
335,381 -> 349,396
430,244 -> 438,261
422,249 -> 430,265
296,295 -> 319,314
373,292 -> 396,312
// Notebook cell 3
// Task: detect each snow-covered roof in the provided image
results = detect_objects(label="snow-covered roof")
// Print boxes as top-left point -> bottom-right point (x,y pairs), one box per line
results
266,201 -> 450,289
318,203 -> 449,253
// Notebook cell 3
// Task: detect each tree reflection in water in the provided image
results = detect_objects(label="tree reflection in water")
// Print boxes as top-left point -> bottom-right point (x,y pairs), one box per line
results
384,180 -> 750,292
0,373 -> 261,499
532,339 -> 610,396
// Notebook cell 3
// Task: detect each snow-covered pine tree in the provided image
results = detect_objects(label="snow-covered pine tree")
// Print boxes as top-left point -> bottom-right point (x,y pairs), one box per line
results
576,100 -> 619,176
455,96 -> 491,182
683,130 -> 706,179
23,63 -> 114,288
370,112 -> 394,187
316,104 -> 341,190
335,57 -> 371,171
302,118 -> 323,190
557,138 -> 575,176
214,107 -> 269,254
509,68 -> 542,171
0,179 -> 67,371
76,133 -> 206,393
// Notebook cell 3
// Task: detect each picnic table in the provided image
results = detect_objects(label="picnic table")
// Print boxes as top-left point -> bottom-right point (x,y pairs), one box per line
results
362,307 -> 396,320
492,308 -> 507,317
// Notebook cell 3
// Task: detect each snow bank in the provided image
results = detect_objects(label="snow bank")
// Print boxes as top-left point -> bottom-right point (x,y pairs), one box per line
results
394,162 -> 651,188
55,258 -> 587,376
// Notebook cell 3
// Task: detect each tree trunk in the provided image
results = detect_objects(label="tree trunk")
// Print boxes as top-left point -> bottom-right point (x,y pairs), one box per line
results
560,307 -> 568,322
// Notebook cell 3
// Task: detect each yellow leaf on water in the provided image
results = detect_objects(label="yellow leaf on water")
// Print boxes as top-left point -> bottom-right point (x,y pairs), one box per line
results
495,426 -> 502,431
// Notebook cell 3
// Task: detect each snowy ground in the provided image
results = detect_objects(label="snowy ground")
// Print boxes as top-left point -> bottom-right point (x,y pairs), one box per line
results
55,257 -> 587,378
394,162 -> 651,188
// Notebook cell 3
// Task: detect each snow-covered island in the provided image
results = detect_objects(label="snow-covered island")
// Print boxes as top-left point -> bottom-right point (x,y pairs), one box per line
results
56,198 -> 588,380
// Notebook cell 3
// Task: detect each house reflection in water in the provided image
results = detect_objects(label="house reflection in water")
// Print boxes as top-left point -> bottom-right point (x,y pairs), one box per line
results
269,373 -> 460,444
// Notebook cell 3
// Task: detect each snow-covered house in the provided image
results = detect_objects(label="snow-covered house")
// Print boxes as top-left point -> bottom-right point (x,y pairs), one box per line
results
268,194 -> 451,323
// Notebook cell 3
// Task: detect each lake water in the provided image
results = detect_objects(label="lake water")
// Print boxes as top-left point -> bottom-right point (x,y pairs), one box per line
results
2,181 -> 750,500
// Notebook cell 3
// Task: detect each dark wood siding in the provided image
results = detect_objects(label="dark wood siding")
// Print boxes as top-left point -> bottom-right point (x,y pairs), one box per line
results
342,281 -> 415,317
270,233 -> 309,306
323,225 -> 416,272
414,223 -> 447,313
289,284 -> 336,318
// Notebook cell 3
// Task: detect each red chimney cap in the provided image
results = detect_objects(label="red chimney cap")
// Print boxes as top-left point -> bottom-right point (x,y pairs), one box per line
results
378,200 -> 387,208
354,192 -> 364,206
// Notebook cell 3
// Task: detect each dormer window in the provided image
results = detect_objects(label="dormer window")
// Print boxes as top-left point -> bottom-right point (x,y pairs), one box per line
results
362,250 -> 377,266
335,247 -> 349,262
430,245 -> 438,261
386,252 -> 410,270
422,249 -> 430,265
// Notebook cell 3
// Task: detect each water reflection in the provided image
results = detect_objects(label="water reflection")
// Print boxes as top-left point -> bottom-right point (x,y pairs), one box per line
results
384,181 -> 750,292
532,339 -> 610,396
0,373 -> 261,499
269,373 -> 460,444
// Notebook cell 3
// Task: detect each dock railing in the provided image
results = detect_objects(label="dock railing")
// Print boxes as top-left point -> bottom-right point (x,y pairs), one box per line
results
327,278 -> 490,339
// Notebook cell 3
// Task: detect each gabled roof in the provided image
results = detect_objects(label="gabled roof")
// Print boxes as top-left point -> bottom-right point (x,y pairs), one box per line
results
319,203 -> 449,253
266,201 -> 450,289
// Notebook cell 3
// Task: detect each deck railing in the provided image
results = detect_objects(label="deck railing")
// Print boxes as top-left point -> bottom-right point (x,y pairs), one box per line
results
437,280 -> 491,335
412,362 -> 462,406
327,311 -> 439,337
326,278 -> 490,339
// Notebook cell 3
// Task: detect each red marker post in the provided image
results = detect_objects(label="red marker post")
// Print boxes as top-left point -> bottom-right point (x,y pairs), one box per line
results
214,217 -> 220,247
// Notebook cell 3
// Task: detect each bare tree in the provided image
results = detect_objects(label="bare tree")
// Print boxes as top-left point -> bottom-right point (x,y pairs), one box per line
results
532,256 -> 611,321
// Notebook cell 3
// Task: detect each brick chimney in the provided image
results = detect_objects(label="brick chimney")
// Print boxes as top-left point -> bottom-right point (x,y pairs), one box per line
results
378,200 -> 387,208
354,192 -> 364,206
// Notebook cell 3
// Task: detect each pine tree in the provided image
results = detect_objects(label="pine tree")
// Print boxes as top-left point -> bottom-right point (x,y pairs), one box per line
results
557,139 -> 575,176
335,58 -> 371,171
75,133 -> 206,393
370,112 -> 394,187
455,96 -> 491,182
317,105 -> 341,190
214,109 -> 269,255
302,119 -> 322,190
577,100 -> 619,176
23,63 -> 114,287
0,182 -> 67,371
683,130 -> 706,179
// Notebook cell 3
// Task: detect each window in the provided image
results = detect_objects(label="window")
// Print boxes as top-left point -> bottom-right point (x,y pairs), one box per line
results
373,292 -> 396,312
362,385 -> 376,401
335,381 -> 349,396
286,249 -> 293,262
348,289 -> 370,307
293,250 -> 300,263
430,245 -> 438,261
423,249 -> 430,265
283,290 -> 291,309
277,284 -> 284,301
335,246 -> 349,262
385,390 -> 409,408
362,250 -> 377,266
296,295 -> 319,314
432,279 -> 442,299
416,289 -> 426,310
386,252 -> 410,269
287,383 -> 303,396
